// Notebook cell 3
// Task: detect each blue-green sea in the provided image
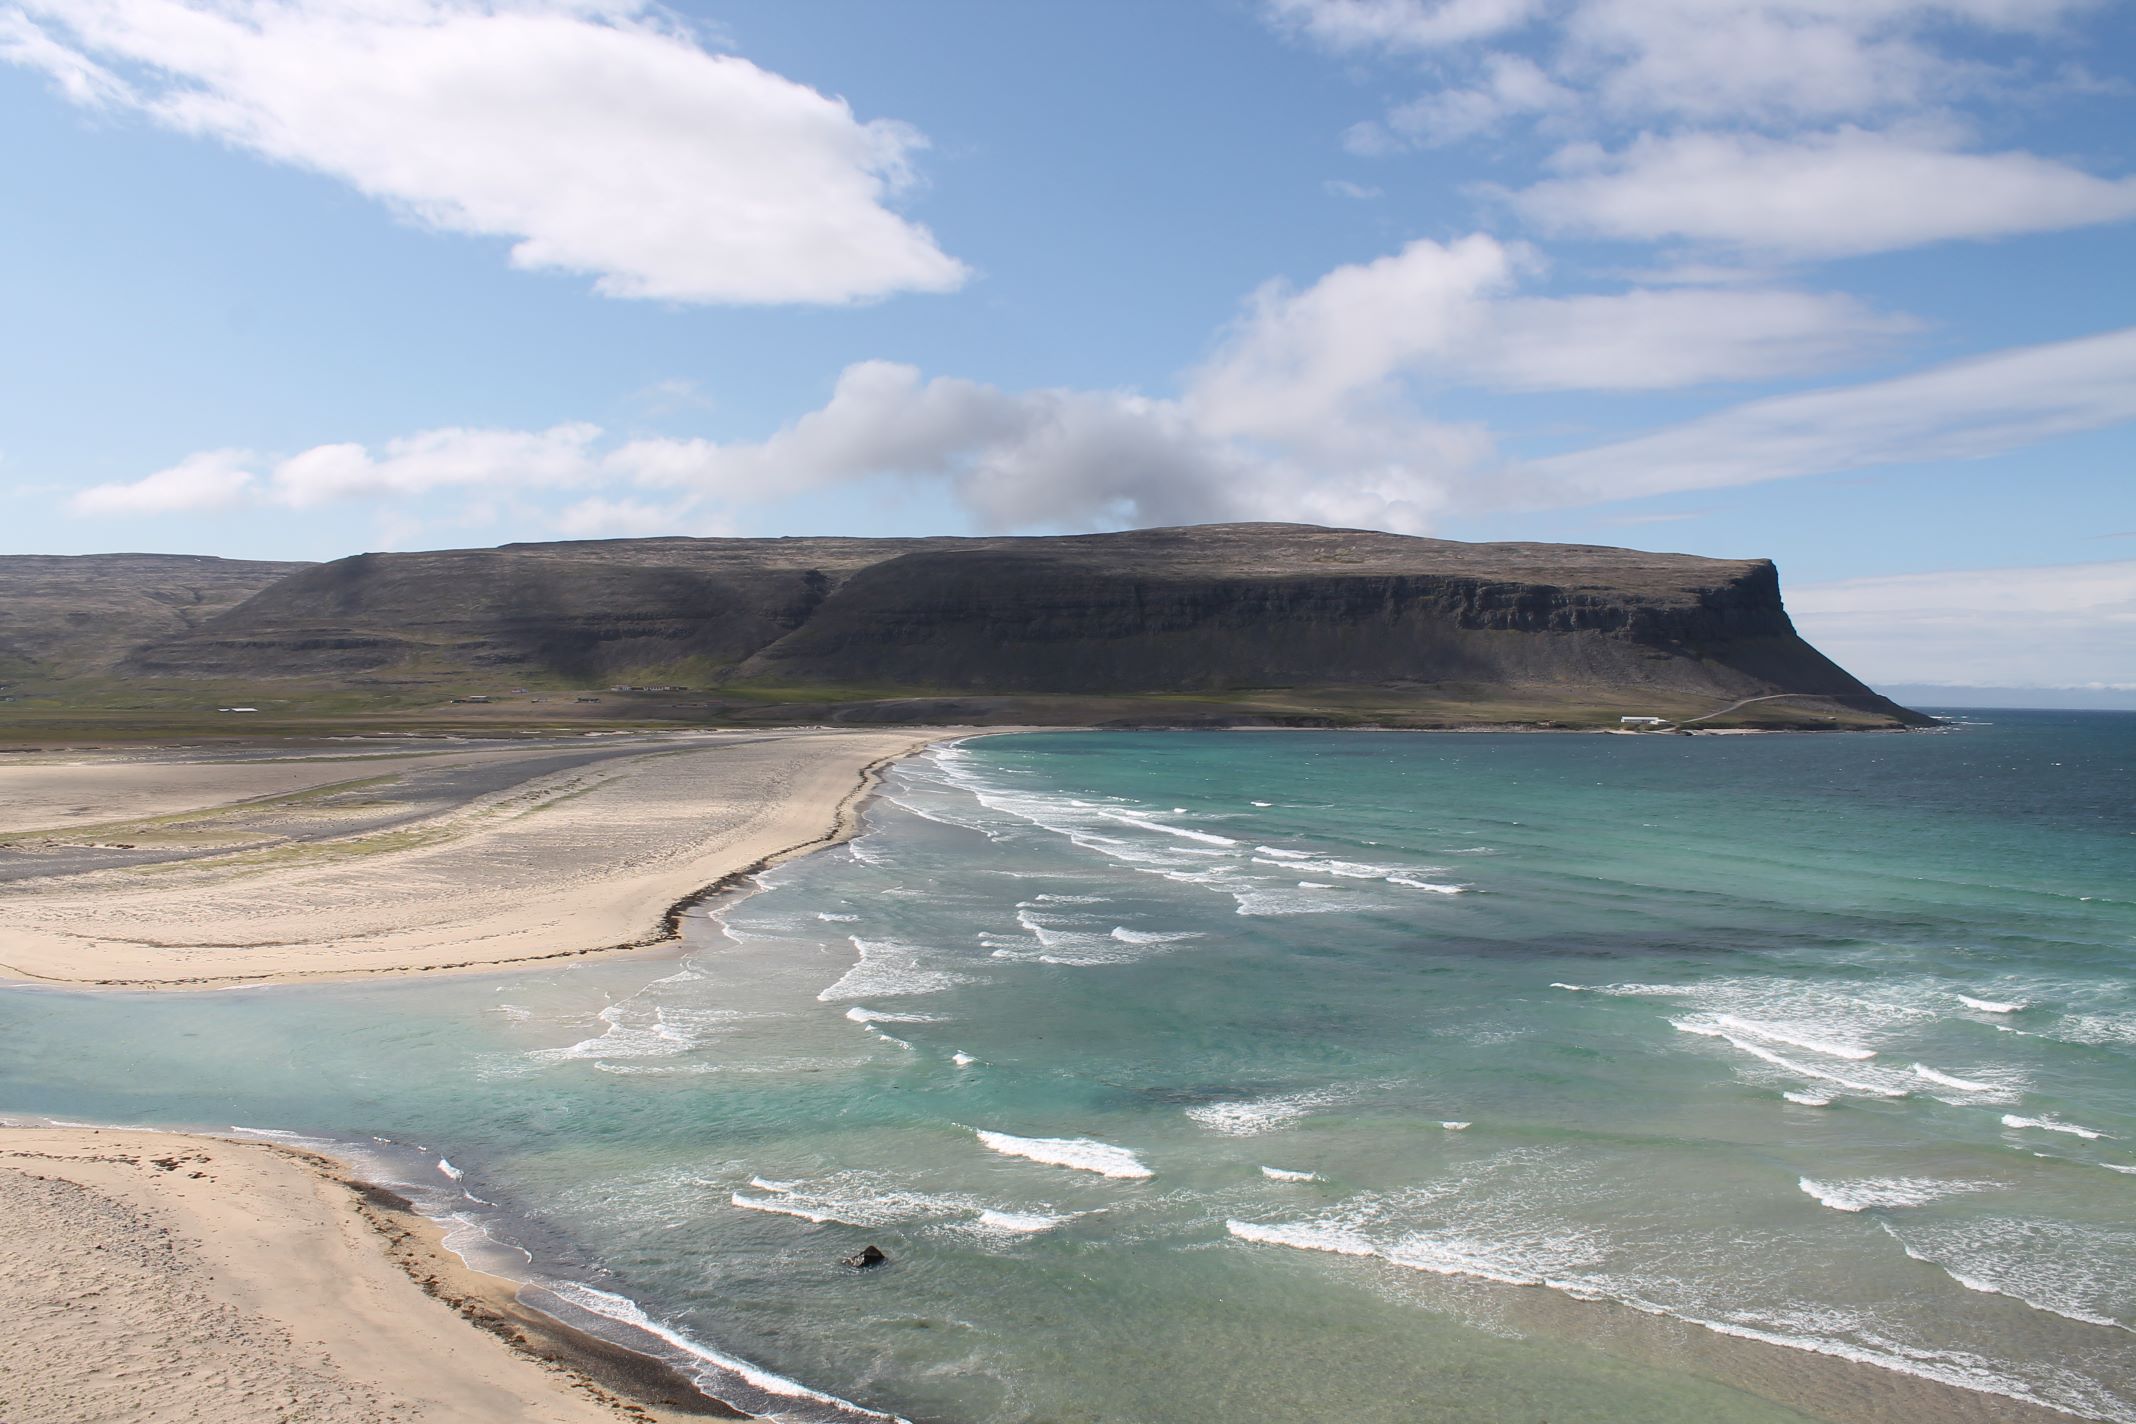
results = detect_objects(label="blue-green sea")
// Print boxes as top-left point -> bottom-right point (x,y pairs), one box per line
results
4,714 -> 2133,1424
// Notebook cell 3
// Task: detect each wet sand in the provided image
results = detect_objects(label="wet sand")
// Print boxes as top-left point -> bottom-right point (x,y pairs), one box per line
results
0,1124 -> 741,1423
0,729 -> 942,987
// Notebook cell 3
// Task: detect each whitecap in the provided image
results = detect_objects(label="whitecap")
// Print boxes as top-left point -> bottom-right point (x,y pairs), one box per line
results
1261,1166 -> 1320,1182
1186,1088 -> 1351,1136
972,1209 -> 1074,1236
437,1157 -> 464,1181
1883,1219 -> 2135,1334
543,1281 -> 909,1423
1910,1063 -> 2005,1095
1386,876 -> 1469,895
1102,811 -> 1237,846
952,1051 -> 977,1067
1440,1121 -> 1471,1131
2001,1113 -> 2108,1140
973,1129 -> 1153,1179
1110,926 -> 1204,945
845,1006 -> 941,1024
731,1192 -> 846,1224
1958,994 -> 2026,1014
1797,1177 -> 1985,1213
1226,1217 -> 1376,1257
817,936 -> 977,1002
1714,1014 -> 1875,1061
1672,1020 -> 1906,1097
1783,1091 -> 1833,1106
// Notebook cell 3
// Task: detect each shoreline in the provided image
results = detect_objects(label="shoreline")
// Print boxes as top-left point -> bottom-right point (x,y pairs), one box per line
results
0,1123 -> 755,1423
0,728 -> 956,991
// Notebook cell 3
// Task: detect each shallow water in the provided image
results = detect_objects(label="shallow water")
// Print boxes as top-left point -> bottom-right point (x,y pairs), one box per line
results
4,714 -> 2132,1423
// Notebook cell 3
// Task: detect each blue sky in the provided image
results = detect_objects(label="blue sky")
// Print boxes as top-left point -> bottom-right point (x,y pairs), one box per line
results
2,0 -> 2133,694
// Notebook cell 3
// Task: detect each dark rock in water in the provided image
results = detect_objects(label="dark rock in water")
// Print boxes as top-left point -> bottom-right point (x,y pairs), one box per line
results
842,1245 -> 888,1269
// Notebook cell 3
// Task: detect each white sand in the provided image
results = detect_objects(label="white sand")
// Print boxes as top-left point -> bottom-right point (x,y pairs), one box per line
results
0,729 -> 940,987
0,1126 -> 715,1423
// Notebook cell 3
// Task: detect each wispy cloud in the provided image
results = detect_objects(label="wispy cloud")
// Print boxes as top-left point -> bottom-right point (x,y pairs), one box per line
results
1528,326 -> 2136,502
1790,560 -> 2136,688
1273,1 -> 2134,259
1508,127 -> 2136,258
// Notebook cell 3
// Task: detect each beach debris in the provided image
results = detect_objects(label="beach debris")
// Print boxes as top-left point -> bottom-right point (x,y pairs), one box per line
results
842,1245 -> 888,1270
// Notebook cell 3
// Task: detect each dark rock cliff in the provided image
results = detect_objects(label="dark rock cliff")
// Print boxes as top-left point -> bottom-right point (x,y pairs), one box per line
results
14,524 -> 1923,726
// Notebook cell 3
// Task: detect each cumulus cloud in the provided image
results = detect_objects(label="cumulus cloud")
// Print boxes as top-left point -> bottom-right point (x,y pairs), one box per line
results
1789,560 -> 2136,688
69,449 -> 257,514
1189,235 -> 1907,426
1510,127 -> 2136,257
267,423 -> 603,506
1529,325 -> 2136,501
3,0 -> 966,305
61,232 -> 1959,534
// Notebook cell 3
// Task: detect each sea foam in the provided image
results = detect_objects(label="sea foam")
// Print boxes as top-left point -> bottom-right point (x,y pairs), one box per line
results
1797,1177 -> 1983,1213
2002,1114 -> 2108,1140
974,1129 -> 1154,1179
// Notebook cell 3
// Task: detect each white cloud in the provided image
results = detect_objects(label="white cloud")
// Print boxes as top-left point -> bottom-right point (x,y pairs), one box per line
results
1188,235 -> 1907,432
1266,0 -> 1541,52
1279,0 -> 2097,127
268,423 -> 603,506
1383,51 -> 1575,146
1324,178 -> 1385,199
609,235 -> 1912,533
5,0 -> 966,305
1510,127 -> 2136,257
1558,0 -> 2081,125
69,449 -> 256,514
59,233 -> 1944,535
552,495 -> 704,539
1789,560 -> 2136,688
1530,325 -> 2136,501
1279,1 -> 2134,259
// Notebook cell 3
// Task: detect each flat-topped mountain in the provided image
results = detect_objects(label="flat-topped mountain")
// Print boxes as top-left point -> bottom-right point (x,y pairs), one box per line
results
0,525 -> 1927,729
0,552 -> 309,680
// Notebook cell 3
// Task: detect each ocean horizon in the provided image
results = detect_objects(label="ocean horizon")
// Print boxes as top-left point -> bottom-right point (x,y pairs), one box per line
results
5,714 -> 2131,1424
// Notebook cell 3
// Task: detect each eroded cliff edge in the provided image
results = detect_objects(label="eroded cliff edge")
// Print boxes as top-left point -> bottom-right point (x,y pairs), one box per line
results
4,524 -> 1929,730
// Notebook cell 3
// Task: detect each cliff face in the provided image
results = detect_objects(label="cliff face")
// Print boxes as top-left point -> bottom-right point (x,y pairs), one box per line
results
734,543 -> 1839,697
0,553 -> 310,678
13,524 -> 1922,727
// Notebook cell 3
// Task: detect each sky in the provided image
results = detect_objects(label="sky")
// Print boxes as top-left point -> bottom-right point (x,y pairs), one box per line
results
3,0 -> 2133,700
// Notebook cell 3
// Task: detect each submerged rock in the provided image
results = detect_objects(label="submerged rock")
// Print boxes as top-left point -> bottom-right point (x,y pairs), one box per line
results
842,1245 -> 888,1270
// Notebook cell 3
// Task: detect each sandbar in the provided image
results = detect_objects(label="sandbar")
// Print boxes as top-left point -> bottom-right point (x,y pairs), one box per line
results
0,728 -> 943,987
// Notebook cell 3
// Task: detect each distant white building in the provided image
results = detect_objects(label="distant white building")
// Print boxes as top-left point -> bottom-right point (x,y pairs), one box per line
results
216,706 -> 259,713
1619,715 -> 1668,726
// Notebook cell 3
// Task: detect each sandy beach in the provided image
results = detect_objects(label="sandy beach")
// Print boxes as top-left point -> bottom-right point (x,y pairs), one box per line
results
0,1124 -> 740,1423
0,728 -> 942,987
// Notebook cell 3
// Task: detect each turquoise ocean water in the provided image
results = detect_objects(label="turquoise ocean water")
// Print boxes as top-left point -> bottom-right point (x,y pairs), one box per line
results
3,714 -> 2132,1423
